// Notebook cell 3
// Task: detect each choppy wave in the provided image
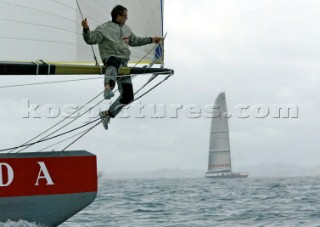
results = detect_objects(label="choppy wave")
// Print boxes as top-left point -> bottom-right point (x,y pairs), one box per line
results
12,177 -> 318,226
0,220 -> 46,227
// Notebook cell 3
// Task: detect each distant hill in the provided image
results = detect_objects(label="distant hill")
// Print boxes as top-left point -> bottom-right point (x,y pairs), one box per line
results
103,169 -> 204,179
101,163 -> 320,179
243,163 -> 320,177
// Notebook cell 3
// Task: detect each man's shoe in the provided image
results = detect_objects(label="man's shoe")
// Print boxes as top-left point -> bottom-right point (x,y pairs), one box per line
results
99,111 -> 110,130
104,88 -> 114,99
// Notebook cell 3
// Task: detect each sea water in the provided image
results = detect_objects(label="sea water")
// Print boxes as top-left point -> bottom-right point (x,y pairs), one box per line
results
3,177 -> 320,226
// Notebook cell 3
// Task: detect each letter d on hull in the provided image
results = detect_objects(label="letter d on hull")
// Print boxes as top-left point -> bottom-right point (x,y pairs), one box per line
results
0,163 -> 14,187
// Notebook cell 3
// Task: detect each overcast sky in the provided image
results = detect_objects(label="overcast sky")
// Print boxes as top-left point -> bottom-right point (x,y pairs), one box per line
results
1,0 -> 320,174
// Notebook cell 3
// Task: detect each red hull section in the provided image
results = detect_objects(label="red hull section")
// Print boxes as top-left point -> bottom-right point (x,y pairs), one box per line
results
0,151 -> 97,197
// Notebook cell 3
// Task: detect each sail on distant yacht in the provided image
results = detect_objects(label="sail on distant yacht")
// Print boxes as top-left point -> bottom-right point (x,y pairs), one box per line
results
205,92 -> 248,179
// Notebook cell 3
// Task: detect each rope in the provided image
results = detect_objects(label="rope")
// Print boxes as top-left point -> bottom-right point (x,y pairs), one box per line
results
133,74 -> 172,101
0,118 -> 100,153
62,120 -> 101,151
76,0 -> 99,66
12,77 -> 130,153
0,72 -> 162,90
13,78 -> 127,153
12,90 -> 104,153
36,126 -> 99,152
4,72 -> 172,153
0,76 -> 103,89
63,73 -> 172,150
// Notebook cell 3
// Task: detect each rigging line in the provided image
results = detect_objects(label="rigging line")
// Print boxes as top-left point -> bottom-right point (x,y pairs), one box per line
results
76,0 -> 99,66
62,120 -> 101,151
0,76 -> 103,89
14,77 -> 130,153
15,79 -> 128,153
2,119 -> 100,153
14,98 -> 104,153
30,73 -> 149,152
74,1 -> 105,24
130,42 -> 164,70
64,74 -> 172,150
133,74 -> 172,102
36,125 -> 97,152
12,90 -> 104,153
35,74 -> 145,150
38,74 -> 141,151
10,73 -> 168,153
134,74 -> 160,95
149,32 -> 167,68
0,118 -> 101,153
38,75 -> 144,152
10,72 -> 169,153
75,0 -> 85,20
116,71 -> 171,104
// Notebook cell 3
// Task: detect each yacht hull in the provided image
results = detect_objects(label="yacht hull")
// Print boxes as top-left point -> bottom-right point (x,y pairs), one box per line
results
205,172 -> 248,179
0,150 -> 97,226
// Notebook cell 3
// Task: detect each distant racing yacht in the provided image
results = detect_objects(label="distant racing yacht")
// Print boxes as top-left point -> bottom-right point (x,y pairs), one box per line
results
205,92 -> 248,179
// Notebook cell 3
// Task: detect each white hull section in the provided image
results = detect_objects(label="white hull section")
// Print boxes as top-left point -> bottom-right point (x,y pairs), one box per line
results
205,172 -> 248,179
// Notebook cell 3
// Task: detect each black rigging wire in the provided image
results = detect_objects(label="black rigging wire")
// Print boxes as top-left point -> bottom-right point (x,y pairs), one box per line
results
12,90 -> 105,153
12,75 -> 139,153
7,74 -> 152,152
37,123 -> 100,152
62,120 -> 101,151
133,74 -> 172,101
0,118 -> 100,153
2,73 -> 171,153
76,0 -> 99,66
0,76 -> 103,89
63,73 -> 173,150
43,73 -> 159,151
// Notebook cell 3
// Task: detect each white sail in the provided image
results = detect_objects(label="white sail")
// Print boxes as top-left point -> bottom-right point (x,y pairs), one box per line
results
0,0 -> 164,64
206,92 -> 248,178
207,92 -> 232,173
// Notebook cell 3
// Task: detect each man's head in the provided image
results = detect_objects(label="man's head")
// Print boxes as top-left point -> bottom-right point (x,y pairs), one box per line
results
111,5 -> 128,25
